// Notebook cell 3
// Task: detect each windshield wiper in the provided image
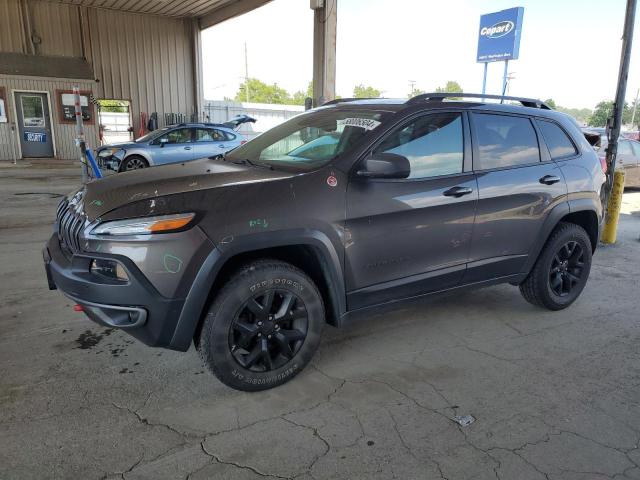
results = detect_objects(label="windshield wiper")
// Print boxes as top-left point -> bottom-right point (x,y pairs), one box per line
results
231,158 -> 273,170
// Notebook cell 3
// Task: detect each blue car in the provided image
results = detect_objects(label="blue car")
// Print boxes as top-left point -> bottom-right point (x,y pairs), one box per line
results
96,116 -> 255,172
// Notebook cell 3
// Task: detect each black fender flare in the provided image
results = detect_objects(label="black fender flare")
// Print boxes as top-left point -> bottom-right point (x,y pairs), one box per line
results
169,229 -> 346,351
521,198 -> 601,276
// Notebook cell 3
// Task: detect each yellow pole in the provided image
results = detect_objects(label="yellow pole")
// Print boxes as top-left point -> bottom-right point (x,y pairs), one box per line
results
601,170 -> 626,244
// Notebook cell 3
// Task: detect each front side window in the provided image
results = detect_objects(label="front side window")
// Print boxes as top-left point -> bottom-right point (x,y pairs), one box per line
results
538,120 -> 577,159
473,113 -> 540,170
157,128 -> 192,144
226,108 -> 393,171
373,113 -> 464,179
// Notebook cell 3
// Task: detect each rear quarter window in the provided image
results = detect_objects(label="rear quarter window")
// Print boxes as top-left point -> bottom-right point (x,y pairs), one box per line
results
538,119 -> 577,159
472,113 -> 540,170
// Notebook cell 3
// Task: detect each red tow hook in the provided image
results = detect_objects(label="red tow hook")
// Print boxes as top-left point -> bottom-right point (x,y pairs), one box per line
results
73,304 -> 84,312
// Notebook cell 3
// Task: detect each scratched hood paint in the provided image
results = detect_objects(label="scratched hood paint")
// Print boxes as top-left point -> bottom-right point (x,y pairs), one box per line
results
83,157 -> 293,220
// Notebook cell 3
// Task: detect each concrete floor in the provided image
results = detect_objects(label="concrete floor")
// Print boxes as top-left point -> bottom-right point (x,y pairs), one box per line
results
2,163 -> 640,480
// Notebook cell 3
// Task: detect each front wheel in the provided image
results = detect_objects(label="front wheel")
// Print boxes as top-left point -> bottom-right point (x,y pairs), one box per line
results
120,155 -> 148,172
520,222 -> 593,310
198,260 -> 324,391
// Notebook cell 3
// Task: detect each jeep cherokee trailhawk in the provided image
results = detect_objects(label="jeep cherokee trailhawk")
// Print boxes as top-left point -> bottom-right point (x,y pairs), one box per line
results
44,93 -> 606,391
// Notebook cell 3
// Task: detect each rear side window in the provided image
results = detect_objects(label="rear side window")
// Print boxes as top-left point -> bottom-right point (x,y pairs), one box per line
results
538,120 -> 577,159
472,113 -> 540,170
223,131 -> 237,141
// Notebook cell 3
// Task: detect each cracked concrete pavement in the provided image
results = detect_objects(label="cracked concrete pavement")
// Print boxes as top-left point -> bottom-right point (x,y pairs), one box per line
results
2,164 -> 640,480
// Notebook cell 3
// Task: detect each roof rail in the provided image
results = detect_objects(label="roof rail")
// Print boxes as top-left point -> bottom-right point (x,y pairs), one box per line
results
406,93 -> 552,110
322,97 -> 377,106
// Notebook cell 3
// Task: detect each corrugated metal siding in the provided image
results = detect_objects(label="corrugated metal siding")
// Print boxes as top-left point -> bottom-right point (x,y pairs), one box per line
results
85,7 -> 196,135
51,0 -> 231,18
0,74 -> 98,160
0,0 -> 197,158
29,1 -> 83,57
0,0 -> 27,53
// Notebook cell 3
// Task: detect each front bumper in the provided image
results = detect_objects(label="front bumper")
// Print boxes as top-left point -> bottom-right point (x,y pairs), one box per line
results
96,153 -> 121,171
43,232 -> 186,349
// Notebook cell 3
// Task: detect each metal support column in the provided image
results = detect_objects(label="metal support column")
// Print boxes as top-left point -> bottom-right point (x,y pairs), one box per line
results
602,0 -> 636,244
311,0 -> 337,107
481,62 -> 488,96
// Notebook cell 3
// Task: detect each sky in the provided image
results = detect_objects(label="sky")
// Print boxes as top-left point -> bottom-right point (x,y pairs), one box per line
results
201,0 -> 640,110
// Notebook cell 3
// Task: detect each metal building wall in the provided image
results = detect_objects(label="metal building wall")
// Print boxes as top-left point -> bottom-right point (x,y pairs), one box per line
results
84,8 -> 197,136
0,0 -> 27,53
0,74 -> 98,160
0,0 -> 197,159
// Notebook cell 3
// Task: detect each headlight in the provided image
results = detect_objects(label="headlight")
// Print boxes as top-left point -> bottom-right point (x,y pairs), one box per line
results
91,213 -> 195,236
98,147 -> 125,158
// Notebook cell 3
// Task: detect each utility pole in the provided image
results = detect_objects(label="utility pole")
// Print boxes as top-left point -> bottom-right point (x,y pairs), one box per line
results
409,80 -> 416,97
244,42 -> 250,102
601,0 -> 636,244
631,87 -> 639,128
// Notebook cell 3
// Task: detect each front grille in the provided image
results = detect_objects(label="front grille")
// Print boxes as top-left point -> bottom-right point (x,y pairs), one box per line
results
56,192 -> 87,254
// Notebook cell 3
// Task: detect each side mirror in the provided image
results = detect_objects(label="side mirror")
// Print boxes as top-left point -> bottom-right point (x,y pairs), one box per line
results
357,152 -> 410,179
159,138 -> 169,147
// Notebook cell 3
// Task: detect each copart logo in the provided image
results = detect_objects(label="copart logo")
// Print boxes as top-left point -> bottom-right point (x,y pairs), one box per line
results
480,21 -> 514,39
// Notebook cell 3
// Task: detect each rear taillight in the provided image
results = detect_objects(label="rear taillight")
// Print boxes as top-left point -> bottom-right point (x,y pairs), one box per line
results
599,156 -> 607,173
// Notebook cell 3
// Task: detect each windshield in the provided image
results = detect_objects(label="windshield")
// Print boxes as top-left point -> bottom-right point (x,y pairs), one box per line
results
135,127 -> 171,143
226,108 -> 392,171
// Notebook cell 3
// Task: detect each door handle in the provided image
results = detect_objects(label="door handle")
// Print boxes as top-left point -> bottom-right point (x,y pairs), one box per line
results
443,186 -> 473,198
184,146 -> 192,150
539,175 -> 560,185
218,144 -> 225,148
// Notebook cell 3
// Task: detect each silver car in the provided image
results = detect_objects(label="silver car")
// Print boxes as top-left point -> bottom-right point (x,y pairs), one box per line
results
585,130 -> 640,188
97,117 -> 255,172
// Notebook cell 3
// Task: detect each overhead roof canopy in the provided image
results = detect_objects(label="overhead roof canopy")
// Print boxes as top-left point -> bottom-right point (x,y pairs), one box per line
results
51,0 -> 271,27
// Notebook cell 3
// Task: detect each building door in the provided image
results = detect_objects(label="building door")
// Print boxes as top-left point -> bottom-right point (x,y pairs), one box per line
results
15,92 -> 54,158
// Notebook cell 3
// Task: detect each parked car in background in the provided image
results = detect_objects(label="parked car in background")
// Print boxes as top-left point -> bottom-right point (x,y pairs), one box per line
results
583,128 -> 640,188
96,115 -> 256,172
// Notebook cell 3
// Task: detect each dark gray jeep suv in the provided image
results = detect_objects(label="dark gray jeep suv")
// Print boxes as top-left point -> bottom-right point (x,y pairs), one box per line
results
44,93 -> 606,391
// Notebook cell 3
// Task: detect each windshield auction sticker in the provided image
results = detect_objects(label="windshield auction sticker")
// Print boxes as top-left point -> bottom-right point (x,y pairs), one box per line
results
340,118 -> 381,131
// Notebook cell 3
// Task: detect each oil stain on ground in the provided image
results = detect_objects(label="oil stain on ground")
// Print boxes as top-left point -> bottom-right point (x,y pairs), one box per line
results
75,328 -> 114,349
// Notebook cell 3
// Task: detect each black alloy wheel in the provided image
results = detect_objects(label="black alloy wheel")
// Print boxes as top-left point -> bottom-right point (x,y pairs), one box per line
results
549,241 -> 585,297
229,289 -> 308,372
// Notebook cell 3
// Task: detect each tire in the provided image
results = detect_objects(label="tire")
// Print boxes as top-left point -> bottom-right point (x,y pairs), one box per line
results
519,222 -> 592,310
198,260 -> 324,391
120,155 -> 148,172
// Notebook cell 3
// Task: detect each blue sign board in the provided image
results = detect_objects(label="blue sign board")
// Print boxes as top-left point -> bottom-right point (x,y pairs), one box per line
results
24,131 -> 47,143
477,7 -> 524,63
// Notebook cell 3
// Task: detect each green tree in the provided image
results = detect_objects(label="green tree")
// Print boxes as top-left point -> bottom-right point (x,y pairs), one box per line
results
435,81 -> 463,94
588,101 -> 632,127
544,98 -> 557,109
291,81 -> 314,106
408,87 -> 425,98
353,84 -> 381,98
235,78 -> 291,104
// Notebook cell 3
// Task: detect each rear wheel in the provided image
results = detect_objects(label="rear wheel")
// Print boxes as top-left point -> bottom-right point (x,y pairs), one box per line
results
199,260 -> 324,391
120,155 -> 148,171
520,222 -> 592,310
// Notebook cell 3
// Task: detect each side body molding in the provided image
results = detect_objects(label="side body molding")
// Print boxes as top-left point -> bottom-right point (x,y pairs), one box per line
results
169,229 -> 346,351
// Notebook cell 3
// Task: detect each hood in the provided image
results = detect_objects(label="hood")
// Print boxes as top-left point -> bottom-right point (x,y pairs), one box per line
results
97,141 -> 137,151
82,157 -> 293,220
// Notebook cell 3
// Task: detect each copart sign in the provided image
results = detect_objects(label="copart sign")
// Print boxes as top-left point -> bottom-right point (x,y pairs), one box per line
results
476,7 -> 524,63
